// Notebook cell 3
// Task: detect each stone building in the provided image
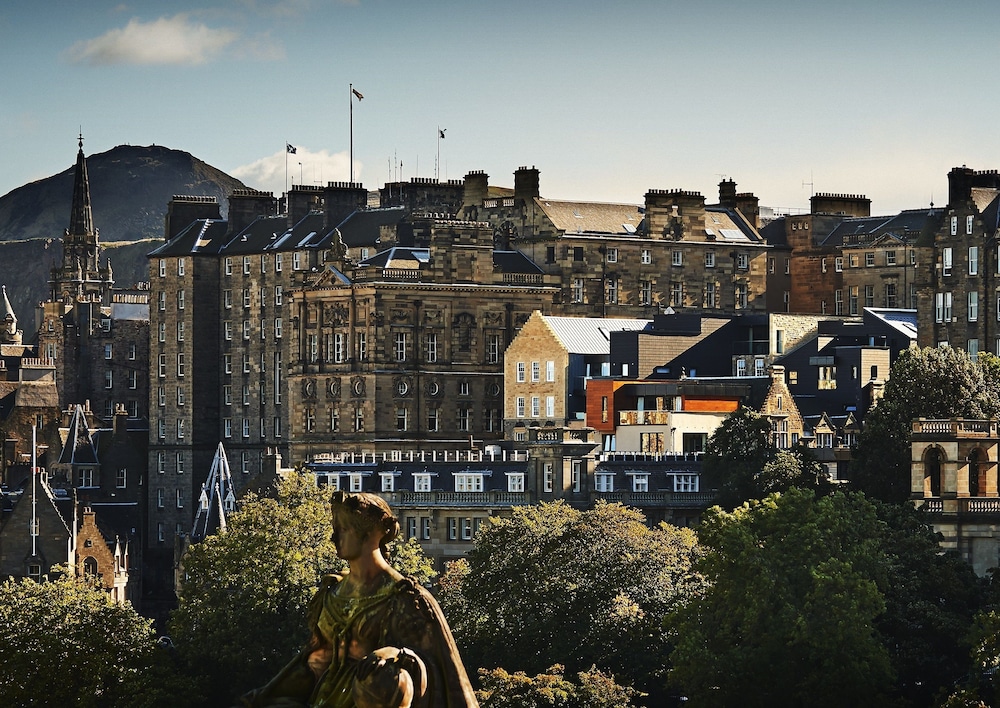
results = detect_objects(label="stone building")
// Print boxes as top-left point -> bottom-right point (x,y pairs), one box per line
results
916,167 -> 1000,354
911,418 -> 1000,575
35,138 -> 150,424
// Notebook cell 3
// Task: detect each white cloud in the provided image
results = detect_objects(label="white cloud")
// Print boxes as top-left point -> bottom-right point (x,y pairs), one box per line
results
231,147 -> 357,196
66,14 -> 239,66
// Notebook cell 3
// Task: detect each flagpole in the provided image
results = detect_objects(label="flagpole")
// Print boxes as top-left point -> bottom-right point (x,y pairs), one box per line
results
284,143 -> 288,196
436,127 -> 440,181
349,84 -> 354,184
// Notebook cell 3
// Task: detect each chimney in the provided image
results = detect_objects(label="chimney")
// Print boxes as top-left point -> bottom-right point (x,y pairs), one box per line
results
286,185 -> 325,228
718,179 -> 737,208
227,189 -> 277,237
736,193 -> 760,229
164,196 -> 221,242
323,181 -> 368,230
462,171 -> 489,219
810,193 -> 871,217
513,166 -> 540,208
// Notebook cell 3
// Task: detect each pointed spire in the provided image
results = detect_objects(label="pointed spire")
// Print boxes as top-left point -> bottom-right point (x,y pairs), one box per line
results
1,285 -> 16,331
68,133 -> 95,239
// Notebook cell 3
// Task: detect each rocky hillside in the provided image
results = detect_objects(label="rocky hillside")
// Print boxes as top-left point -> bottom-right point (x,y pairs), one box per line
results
0,143 -> 246,243
0,144 -> 248,330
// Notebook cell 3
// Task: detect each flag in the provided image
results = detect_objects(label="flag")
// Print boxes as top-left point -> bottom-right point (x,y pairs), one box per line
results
352,88 -> 364,101
286,143 -> 296,154
439,128 -> 446,139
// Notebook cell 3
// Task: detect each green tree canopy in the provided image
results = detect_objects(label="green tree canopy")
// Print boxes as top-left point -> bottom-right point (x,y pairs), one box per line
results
438,500 -> 701,703
477,665 -> 640,708
852,346 -> 1000,503
0,575 -> 158,707
169,472 -> 436,705
668,488 -> 984,706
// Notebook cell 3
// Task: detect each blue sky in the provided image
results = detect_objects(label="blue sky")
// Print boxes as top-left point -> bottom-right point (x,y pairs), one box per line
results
3,0 -> 1000,216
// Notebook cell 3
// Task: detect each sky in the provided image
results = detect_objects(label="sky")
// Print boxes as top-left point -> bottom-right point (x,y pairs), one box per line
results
3,0 -> 1000,216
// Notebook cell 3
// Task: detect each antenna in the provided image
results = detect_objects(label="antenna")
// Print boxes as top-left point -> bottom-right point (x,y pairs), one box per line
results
802,171 -> 815,198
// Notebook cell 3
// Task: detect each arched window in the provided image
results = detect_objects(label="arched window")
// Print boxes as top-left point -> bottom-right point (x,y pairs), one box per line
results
925,447 -> 943,497
969,449 -> 984,497
83,556 -> 98,577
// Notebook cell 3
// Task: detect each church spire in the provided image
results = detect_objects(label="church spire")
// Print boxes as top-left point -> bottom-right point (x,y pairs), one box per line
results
67,132 -> 94,239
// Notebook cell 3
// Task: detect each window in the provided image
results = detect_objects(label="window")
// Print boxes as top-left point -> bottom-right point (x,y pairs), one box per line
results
671,282 -> 683,307
970,246 -> 979,276
573,247 -> 584,261
885,283 -> 897,308
224,354 -> 232,374
487,334 -> 501,364
546,396 -> 555,417
970,339 -> 981,357
414,474 -> 431,492
516,397 -> 525,418
545,360 -> 555,382
177,419 -> 185,439
394,332 -> 407,362
865,252 -> 875,267
156,452 -> 165,474
158,259 -> 166,277
886,251 -> 897,266
821,258 -> 827,273
158,419 -> 165,439
457,407 -> 471,432
969,291 -> 979,321
177,290 -> 185,310
596,474 -> 614,492
865,284 -> 874,308
768,257 -> 775,274
736,359 -> 747,377
606,277 -> 618,304
176,353 -> 185,377
531,396 -> 540,417
224,290 -> 232,309
356,332 -> 367,361
224,321 -> 232,340
632,474 -> 649,493
606,248 -> 618,263
157,489 -> 164,509
275,253 -> 283,271
639,279 -> 652,305
705,282 -> 716,308
104,370 -> 113,389
705,251 -> 715,268
508,473 -> 525,493
835,257 -> 843,272
531,361 -> 540,382
455,473 -> 483,492
243,288 -> 251,308
176,386 -> 185,406
571,278 -> 585,303
427,406 -> 439,432
642,249 -> 652,265
354,407 -> 364,432
274,285 -> 283,306
334,333 -> 345,363
735,282 -> 748,309
425,333 -> 438,363
849,286 -> 858,315
672,250 -> 683,266
241,255 -> 250,275
784,258 -> 790,274
673,474 -> 699,493
395,407 -> 408,432
572,460 -> 582,492
274,318 -> 282,339
225,257 -> 233,275
950,216 -> 958,235
835,289 -> 843,315
850,254 -> 859,268
176,489 -> 184,509
943,247 -> 953,276
968,215 -> 975,234
737,253 -> 749,270
158,386 -> 166,407
293,252 -> 302,270
224,418 -> 232,438
543,463 -> 554,493
158,291 -> 165,311
158,323 -> 166,342
754,358 -> 766,376
177,257 -> 186,276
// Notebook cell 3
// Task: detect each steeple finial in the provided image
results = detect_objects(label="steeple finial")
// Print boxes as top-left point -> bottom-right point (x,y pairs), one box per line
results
68,134 -> 94,239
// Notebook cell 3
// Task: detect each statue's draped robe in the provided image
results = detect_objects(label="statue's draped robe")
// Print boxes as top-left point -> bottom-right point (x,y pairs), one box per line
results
245,573 -> 478,708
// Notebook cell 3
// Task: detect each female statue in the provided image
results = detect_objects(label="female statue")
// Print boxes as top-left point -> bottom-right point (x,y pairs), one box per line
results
241,491 -> 478,707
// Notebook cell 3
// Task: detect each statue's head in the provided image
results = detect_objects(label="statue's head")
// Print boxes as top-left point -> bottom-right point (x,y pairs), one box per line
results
330,491 -> 400,558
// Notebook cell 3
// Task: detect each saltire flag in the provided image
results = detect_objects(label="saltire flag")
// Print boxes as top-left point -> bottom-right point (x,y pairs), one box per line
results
439,128 -> 446,139
286,143 -> 296,154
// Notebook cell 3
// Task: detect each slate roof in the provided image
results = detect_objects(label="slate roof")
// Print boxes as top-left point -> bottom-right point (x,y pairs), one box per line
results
493,250 -> 544,274
58,404 -> 99,465
865,308 -> 917,341
535,199 -> 644,235
306,459 -> 529,494
232,214 -> 300,254
110,302 -> 148,321
147,219 -> 229,257
330,207 -> 406,248
541,315 -> 652,355
822,208 -> 943,247
359,247 -> 429,269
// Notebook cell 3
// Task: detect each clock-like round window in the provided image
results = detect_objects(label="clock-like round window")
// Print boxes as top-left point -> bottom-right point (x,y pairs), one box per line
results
427,381 -> 440,397
353,379 -> 366,397
396,380 -> 409,396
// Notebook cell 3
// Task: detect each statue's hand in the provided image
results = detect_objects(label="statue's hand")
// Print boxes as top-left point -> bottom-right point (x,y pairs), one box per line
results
353,647 -> 427,708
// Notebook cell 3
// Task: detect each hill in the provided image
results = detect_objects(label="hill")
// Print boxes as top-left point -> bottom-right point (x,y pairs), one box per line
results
0,144 -> 247,243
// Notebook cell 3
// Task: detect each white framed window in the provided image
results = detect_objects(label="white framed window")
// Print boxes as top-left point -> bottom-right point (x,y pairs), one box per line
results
737,253 -> 749,270
968,215 -> 975,234
177,258 -> 186,276
158,291 -> 165,311
158,386 -> 166,407
334,333 -> 345,363
243,288 -> 251,308
274,318 -> 283,338
596,473 -> 614,492
104,370 -> 113,389
224,321 -> 232,340
531,396 -> 540,417
487,334 -> 501,364
224,290 -> 232,309
158,259 -> 166,277
455,473 -> 484,492
427,407 -> 439,432
176,386 -> 185,406
381,474 -> 395,492
176,489 -> 184,509
631,474 -> 649,493
225,257 -> 233,275
414,473 -> 431,492
606,277 -> 618,304
735,282 -> 748,309
705,282 -> 716,308
243,256 -> 251,274
970,246 -> 979,276
672,250 -> 683,266
457,407 -> 471,432
224,354 -> 232,374
275,286 -> 283,305
275,253 -> 283,271
516,396 -> 525,418
156,452 -> 165,474
224,418 -> 232,438
673,474 -> 699,493
176,353 -> 185,377
394,332 -> 407,361
951,216 -> 958,235
104,343 -> 113,360
705,251 -> 715,268
425,333 -> 438,363
158,323 -> 166,342
943,247 -> 953,276
421,517 -> 431,540
516,362 -> 526,383
571,278 -> 584,303
531,361 -> 540,382
293,251 -> 302,270
178,290 -> 185,310
356,332 -> 367,361
606,247 -> 618,263
572,460 -> 582,492
886,251 -> 897,266
507,473 -> 525,493
969,291 -> 979,321
224,385 -> 232,405
865,252 -> 875,267
545,396 -> 555,417
835,256 -> 843,272
642,249 -> 652,265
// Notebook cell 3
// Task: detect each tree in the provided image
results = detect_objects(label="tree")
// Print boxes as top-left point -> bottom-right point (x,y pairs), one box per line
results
0,575 -> 159,707
169,473 -> 435,705
668,488 -> 985,706
703,407 -> 830,508
477,665 -> 640,708
438,501 -> 701,703
668,489 -> 893,706
852,347 -> 1000,503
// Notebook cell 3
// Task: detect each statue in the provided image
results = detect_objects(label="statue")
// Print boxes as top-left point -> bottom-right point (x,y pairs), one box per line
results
239,492 -> 479,707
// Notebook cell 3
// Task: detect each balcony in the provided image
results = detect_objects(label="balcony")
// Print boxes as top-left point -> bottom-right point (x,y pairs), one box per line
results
592,491 -> 716,508
618,410 -> 672,425
919,498 -> 1000,513
391,490 -> 529,507
912,419 -> 997,437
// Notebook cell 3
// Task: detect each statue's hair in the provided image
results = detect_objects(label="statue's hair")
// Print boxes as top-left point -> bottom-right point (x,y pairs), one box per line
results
330,491 -> 400,558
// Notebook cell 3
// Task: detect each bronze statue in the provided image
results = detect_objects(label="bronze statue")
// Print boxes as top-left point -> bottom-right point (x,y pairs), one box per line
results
240,491 -> 478,708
